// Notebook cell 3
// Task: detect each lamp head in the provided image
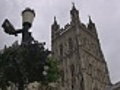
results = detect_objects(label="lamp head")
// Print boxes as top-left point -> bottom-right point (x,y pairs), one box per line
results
2,19 -> 15,34
22,8 -> 35,28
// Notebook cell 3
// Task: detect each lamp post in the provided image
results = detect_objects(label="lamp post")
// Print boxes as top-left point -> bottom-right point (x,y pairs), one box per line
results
1,8 -> 36,90
2,8 -> 35,46
1,8 -> 51,90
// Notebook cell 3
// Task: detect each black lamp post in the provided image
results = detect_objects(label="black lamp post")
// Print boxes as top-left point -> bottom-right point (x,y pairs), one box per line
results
1,8 -> 51,90
2,8 -> 35,46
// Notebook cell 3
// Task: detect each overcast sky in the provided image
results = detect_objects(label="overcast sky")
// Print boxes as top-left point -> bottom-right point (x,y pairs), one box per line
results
0,0 -> 120,84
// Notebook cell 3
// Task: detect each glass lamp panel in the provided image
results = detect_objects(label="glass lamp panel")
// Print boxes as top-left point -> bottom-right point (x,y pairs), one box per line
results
22,11 -> 35,24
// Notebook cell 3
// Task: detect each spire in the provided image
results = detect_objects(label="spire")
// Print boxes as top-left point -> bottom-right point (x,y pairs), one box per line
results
70,3 -> 80,24
71,2 -> 78,13
88,15 -> 95,26
88,16 -> 92,24
72,2 -> 76,10
88,15 -> 94,25
88,15 -> 97,37
53,16 -> 57,25
51,16 -> 60,32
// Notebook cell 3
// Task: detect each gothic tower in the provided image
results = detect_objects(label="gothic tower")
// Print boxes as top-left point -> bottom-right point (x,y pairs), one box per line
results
51,4 -> 111,90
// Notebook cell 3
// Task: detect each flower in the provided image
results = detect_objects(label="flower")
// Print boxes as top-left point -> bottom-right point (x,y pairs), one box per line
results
44,66 -> 49,71
48,82 -> 57,87
42,71 -> 47,76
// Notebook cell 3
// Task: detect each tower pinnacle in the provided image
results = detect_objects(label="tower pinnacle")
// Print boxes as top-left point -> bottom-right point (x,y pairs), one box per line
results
72,2 -> 76,10
88,15 -> 94,24
51,16 -> 60,33
53,16 -> 57,25
70,3 -> 80,24
88,15 -> 92,23
88,15 -> 95,27
88,15 -> 97,37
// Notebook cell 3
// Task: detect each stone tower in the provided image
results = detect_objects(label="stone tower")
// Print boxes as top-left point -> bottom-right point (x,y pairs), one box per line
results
51,4 -> 111,90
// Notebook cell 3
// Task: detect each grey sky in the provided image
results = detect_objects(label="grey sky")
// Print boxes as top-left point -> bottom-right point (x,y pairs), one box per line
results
0,0 -> 120,84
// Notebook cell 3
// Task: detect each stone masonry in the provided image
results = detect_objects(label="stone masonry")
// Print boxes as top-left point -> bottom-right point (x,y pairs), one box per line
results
51,4 -> 111,90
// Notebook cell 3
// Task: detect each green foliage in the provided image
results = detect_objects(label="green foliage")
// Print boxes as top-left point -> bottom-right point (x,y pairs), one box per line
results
0,44 -> 60,89
42,57 -> 60,85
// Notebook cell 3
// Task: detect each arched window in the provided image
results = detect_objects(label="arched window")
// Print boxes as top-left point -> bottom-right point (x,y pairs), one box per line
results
59,44 -> 63,56
70,64 -> 74,77
83,37 -> 87,46
70,64 -> 74,89
68,38 -> 73,51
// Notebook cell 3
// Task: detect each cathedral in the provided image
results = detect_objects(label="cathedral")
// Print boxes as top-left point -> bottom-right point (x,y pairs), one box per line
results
51,4 -> 111,90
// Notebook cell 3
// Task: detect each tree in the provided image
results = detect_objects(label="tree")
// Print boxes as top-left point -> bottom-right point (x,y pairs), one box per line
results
0,43 -> 59,90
